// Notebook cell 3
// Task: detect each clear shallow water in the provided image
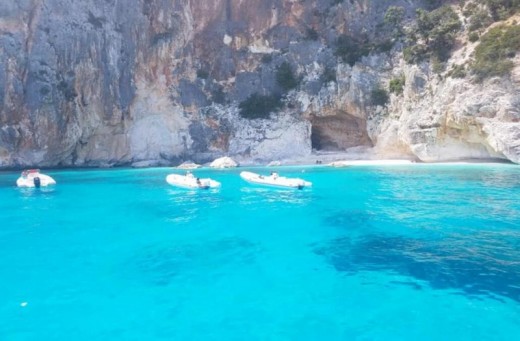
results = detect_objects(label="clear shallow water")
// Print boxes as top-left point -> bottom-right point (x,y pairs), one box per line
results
1,164 -> 520,340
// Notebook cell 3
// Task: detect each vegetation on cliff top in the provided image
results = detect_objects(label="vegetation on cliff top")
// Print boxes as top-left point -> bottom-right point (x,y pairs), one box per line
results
471,24 -> 520,80
395,0 -> 520,81
484,0 -> 520,20
384,5 -> 406,38
403,5 -> 461,63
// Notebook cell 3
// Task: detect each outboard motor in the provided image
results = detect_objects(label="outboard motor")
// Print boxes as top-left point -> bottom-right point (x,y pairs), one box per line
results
33,177 -> 41,188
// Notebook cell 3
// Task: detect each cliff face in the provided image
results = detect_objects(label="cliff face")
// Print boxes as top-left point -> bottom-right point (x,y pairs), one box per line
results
366,53 -> 520,164
0,0 -> 519,168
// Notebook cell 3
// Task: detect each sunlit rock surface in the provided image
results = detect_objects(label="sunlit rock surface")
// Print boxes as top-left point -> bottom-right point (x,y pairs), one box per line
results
0,0 -> 519,168
209,156 -> 238,169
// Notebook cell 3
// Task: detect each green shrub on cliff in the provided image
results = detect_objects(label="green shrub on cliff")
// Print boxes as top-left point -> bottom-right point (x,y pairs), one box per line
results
276,62 -> 299,92
371,86 -> 389,106
417,6 -> 461,60
403,45 -> 429,64
334,35 -> 370,66
239,93 -> 282,119
471,25 -> 520,80
468,9 -> 492,32
447,64 -> 467,78
384,6 -> 406,38
468,32 -> 479,42
485,0 -> 520,20
463,2 -> 478,17
389,75 -> 405,94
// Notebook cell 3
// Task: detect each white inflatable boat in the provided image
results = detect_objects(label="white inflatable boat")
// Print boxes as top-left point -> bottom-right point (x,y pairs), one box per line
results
16,169 -> 56,188
166,172 -> 221,189
240,171 -> 312,189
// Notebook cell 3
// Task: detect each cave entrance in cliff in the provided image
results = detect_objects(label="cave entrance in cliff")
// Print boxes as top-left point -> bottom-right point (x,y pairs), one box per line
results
310,113 -> 372,151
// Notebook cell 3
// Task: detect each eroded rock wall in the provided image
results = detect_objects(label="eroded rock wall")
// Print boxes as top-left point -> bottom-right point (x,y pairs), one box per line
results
0,0 -> 519,168
370,54 -> 520,163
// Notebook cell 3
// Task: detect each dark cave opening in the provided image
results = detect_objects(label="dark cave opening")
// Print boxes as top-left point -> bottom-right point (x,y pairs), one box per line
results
310,114 -> 372,151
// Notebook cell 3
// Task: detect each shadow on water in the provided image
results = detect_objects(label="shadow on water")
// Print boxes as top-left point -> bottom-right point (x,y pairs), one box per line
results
129,238 -> 260,286
314,232 -> 520,302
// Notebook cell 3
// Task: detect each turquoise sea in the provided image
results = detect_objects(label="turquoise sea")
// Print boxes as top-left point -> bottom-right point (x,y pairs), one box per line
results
1,164 -> 520,340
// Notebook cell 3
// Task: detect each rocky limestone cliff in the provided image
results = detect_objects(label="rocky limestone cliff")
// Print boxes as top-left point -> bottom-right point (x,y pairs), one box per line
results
0,0 -> 519,168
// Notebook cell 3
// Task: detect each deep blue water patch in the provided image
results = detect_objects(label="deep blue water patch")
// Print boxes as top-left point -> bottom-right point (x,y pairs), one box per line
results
314,232 -> 520,302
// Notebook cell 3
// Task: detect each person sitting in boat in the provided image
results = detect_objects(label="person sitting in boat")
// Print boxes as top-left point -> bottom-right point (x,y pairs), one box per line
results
270,172 -> 279,179
196,178 -> 202,186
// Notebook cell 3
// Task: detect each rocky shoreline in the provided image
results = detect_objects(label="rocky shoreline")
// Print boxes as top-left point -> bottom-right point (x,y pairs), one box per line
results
141,152 -> 517,169
1,150 -> 516,173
